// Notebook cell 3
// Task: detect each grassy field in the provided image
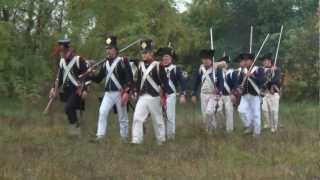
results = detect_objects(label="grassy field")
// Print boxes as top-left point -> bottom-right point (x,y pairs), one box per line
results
0,95 -> 319,180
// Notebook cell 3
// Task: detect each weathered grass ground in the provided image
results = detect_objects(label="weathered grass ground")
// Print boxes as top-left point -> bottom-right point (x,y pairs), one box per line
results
0,95 -> 319,180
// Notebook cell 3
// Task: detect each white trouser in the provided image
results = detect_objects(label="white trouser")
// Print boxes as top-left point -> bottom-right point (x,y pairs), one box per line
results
200,93 -> 223,133
96,92 -> 129,138
238,94 -> 261,135
166,93 -> 176,139
221,95 -> 234,132
131,94 -> 166,144
262,92 -> 280,131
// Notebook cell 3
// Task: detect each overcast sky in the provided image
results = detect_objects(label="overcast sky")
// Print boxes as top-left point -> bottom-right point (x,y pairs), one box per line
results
174,0 -> 192,13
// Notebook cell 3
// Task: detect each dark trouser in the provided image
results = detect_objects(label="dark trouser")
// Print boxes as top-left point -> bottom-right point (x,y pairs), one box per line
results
63,93 -> 84,125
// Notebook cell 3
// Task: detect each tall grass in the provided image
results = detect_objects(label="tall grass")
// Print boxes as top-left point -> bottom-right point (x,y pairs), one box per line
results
0,96 -> 319,180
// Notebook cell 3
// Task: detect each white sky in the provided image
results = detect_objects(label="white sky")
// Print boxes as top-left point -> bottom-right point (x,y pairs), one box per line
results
174,0 -> 192,13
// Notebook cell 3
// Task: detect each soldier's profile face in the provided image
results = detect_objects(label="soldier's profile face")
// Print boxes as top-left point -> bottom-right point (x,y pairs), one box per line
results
161,55 -> 172,66
106,48 -> 117,59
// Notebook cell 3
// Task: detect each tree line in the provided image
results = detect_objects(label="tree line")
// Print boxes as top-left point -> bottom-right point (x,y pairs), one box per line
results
0,0 -> 318,101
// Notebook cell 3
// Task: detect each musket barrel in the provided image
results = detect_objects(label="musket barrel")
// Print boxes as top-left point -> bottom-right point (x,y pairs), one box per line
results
250,25 -> 253,53
249,33 -> 270,71
241,33 -> 270,86
274,25 -> 284,67
210,27 -> 214,50
119,38 -> 141,53
89,38 -> 142,69
43,68 -> 60,114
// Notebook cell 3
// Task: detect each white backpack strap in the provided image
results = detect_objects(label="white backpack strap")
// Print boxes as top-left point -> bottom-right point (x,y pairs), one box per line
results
202,66 -> 214,87
200,65 -> 207,83
62,56 -> 79,87
76,56 -> 80,69
105,57 -> 122,90
248,77 -> 260,95
247,66 -> 261,94
223,69 -> 231,94
212,65 -> 216,84
237,67 -> 242,77
59,58 -> 64,68
166,65 -> 177,93
250,66 -> 258,74
140,61 -> 160,93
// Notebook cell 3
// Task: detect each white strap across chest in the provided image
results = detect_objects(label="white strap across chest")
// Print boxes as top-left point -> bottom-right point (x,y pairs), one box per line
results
60,56 -> 80,87
140,61 -> 160,93
105,57 -> 122,90
165,64 -> 177,93
200,65 -> 215,87
223,69 -> 232,94
247,66 -> 261,94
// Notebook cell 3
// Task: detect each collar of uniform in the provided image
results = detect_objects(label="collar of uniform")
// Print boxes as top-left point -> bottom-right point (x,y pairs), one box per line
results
63,48 -> 74,60
107,56 -> 119,64
204,65 -> 212,70
224,68 -> 233,74
65,55 -> 75,62
264,66 -> 272,69
144,59 -> 155,65
164,63 -> 172,67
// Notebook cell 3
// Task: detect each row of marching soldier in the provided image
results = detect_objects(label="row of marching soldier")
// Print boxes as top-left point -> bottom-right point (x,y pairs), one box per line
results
48,32 -> 282,144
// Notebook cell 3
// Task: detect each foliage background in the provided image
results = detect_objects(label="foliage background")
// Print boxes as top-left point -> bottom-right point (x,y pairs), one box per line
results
0,0 -> 318,101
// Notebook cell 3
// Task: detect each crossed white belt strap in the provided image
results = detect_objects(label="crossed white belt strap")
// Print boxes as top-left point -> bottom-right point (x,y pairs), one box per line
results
140,61 -> 160,93
248,66 -> 261,95
166,65 -> 177,93
105,57 -> 122,90
201,65 -> 215,87
223,70 -> 231,94
61,56 -> 80,87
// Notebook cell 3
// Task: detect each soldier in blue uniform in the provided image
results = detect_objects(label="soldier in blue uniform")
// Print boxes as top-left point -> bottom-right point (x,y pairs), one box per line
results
156,47 -> 187,140
261,53 -> 282,132
191,49 -> 224,134
87,35 -> 133,142
217,55 -> 239,132
131,39 -> 170,145
49,37 -> 89,136
237,53 -> 265,137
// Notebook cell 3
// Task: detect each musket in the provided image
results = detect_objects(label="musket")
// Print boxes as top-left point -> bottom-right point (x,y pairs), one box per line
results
233,34 -> 269,107
210,27 -> 221,114
92,38 -> 141,68
162,105 -> 169,137
79,38 -> 141,79
272,25 -> 283,77
210,27 -> 214,51
210,27 -> 215,62
43,68 -> 60,114
249,25 -> 253,53
210,27 -> 219,68
240,33 -> 270,88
